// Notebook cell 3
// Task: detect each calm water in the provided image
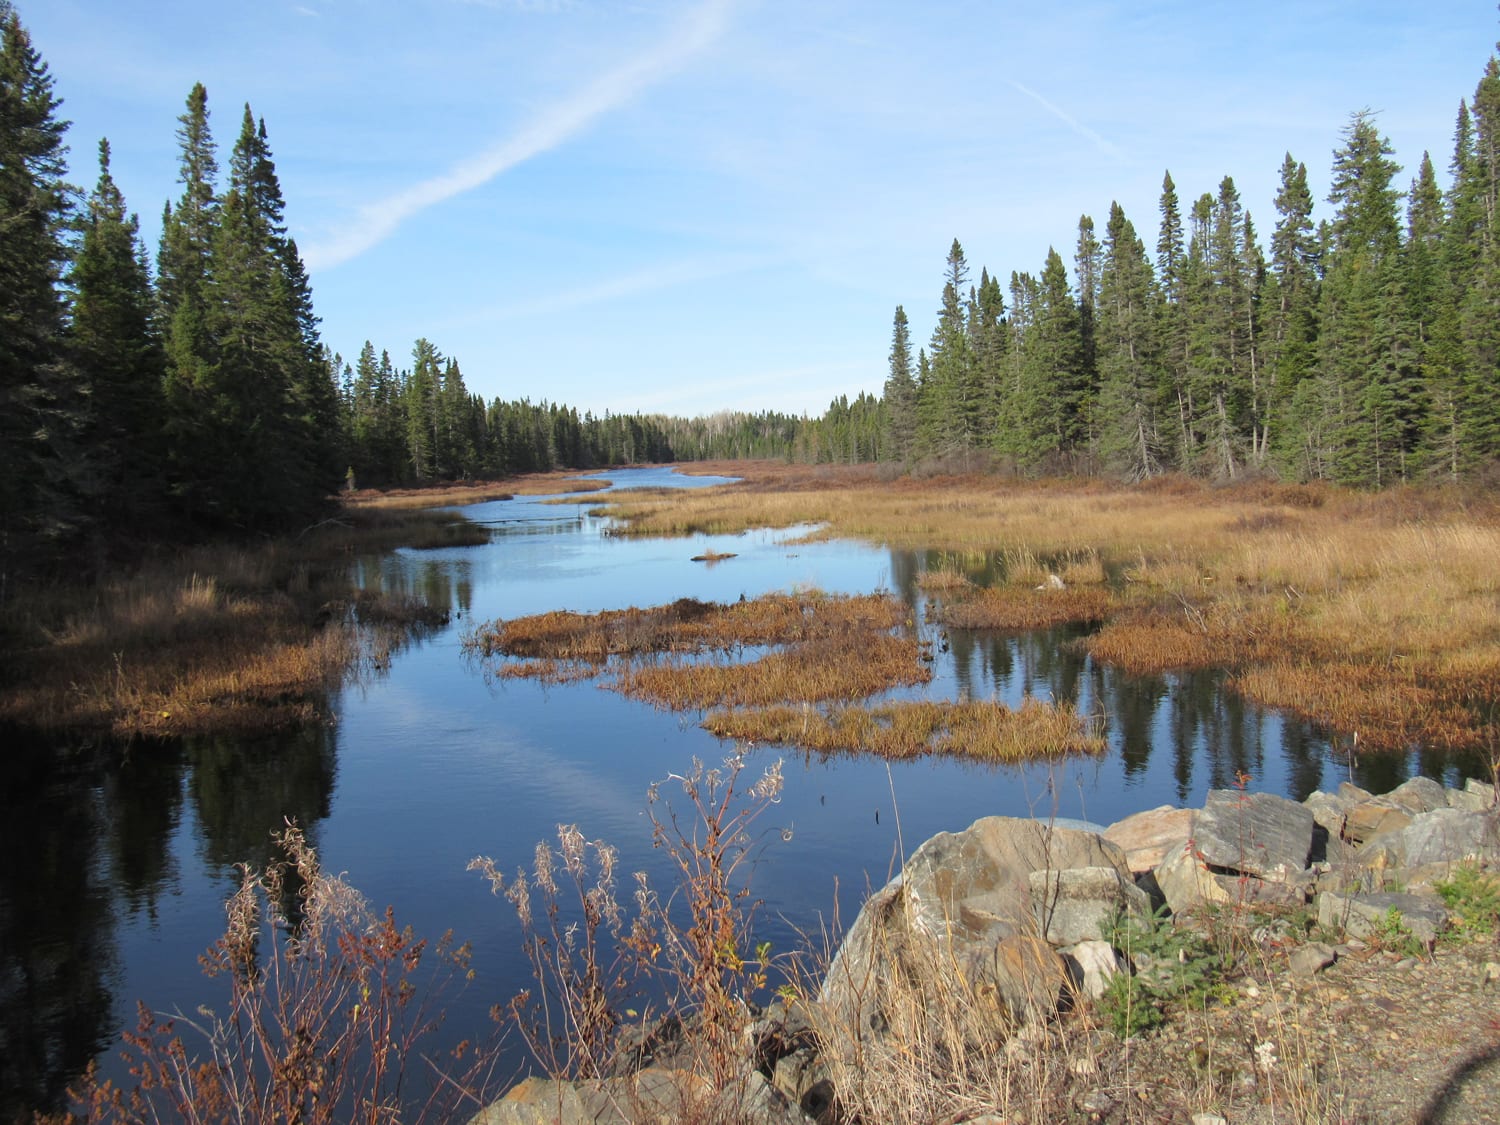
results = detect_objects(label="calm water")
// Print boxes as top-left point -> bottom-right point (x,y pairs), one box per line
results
1,466 -> 1485,1116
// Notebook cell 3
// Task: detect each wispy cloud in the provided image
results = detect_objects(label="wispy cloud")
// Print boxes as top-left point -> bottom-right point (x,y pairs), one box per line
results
304,0 -> 733,270
1007,79 -> 1124,160
465,252 -> 773,322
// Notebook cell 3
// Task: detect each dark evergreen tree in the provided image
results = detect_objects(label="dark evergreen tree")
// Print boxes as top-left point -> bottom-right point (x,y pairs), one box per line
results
1095,202 -> 1166,478
0,5 -> 80,577
1265,154 -> 1322,475
70,138 -> 165,530
883,305 -> 917,460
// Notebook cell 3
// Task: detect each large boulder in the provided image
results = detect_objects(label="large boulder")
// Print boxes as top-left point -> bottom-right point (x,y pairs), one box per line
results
1029,864 -> 1152,945
1357,806 -> 1500,870
1192,789 -> 1315,879
818,816 -> 1130,1043
1102,805 -> 1193,874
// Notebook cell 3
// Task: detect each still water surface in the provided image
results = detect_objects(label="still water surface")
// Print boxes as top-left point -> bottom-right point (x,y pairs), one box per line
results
2,466 -> 1482,1115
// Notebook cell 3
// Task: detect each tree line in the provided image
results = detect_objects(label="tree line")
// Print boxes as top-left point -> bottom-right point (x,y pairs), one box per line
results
872,44 -> 1500,485
7,0 -> 1499,592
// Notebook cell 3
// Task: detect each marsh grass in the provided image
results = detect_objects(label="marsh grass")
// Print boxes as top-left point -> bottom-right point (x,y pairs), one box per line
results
0,506 -> 472,736
62,823 -> 490,1124
343,471 -> 610,511
594,464 -> 1500,754
703,696 -> 1105,762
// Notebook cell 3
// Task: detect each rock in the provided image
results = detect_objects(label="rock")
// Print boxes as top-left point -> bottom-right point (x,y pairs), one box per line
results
1358,806 -> 1500,870
1192,789 -> 1315,879
1338,780 -> 1374,804
1386,776 -> 1449,814
974,934 -> 1073,1026
1029,864 -> 1152,945
1464,777 -> 1497,807
1303,789 -> 1350,838
1288,941 -> 1337,977
1482,962 -> 1500,988
1064,939 -> 1123,1000
1102,805 -> 1194,874
1317,890 -> 1449,946
1154,844 -> 1232,915
711,1070 -> 814,1125
1343,800 -> 1411,845
1191,1114 -> 1229,1125
819,816 -> 1130,1042
1212,871 -> 1308,910
1447,787 -> 1493,813
468,1078 -> 590,1125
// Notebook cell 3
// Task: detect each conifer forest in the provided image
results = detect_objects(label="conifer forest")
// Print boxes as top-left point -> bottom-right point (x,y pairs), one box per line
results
5,0 -> 1500,583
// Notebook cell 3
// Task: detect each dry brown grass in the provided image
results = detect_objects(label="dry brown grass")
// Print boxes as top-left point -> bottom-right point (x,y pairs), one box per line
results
345,471 -> 610,510
703,697 -> 1104,762
592,463 -> 1500,755
935,586 -> 1114,631
467,591 -> 933,717
0,507 -> 467,737
466,592 -> 908,663
612,632 -> 929,710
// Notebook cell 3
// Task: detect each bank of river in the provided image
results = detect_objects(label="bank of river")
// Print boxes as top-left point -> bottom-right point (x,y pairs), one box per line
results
1,467 -> 1483,1118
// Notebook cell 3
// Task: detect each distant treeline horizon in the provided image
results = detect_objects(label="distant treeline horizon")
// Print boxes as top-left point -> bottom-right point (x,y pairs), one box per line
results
5,0 -> 1499,584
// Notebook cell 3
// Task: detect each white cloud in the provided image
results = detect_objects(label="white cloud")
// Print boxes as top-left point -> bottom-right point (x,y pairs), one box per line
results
1007,79 -> 1124,161
304,0 -> 733,270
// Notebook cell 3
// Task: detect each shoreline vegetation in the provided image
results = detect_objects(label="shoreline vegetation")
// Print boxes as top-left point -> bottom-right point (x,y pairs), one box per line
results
593,461 -> 1500,761
5,460 -> 1499,767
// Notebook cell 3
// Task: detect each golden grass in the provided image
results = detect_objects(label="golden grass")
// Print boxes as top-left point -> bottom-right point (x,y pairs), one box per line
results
935,586 -> 1114,631
0,506 -> 468,737
612,632 -> 929,710
703,697 -> 1104,762
344,471 -> 610,510
466,592 -> 907,663
590,463 -> 1500,754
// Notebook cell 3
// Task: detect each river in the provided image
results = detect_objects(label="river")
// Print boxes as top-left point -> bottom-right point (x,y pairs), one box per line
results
1,466 -> 1482,1117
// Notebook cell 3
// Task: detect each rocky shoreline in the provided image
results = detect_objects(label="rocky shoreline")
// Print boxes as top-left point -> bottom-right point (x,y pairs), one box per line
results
473,775 -> 1500,1124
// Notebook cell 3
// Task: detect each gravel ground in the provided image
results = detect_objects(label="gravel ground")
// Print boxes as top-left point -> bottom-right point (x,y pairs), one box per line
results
1052,937 -> 1500,1124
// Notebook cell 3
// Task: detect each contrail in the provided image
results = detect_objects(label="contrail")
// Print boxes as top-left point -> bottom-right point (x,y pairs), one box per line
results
1007,79 -> 1123,160
305,0 -> 733,270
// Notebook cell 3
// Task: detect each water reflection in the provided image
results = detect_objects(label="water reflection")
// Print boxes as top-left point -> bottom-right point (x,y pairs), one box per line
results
0,724 -> 337,1119
3,471 -> 1491,1118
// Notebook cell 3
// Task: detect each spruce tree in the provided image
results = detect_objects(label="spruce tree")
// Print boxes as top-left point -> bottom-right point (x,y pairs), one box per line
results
1095,202 -> 1165,478
70,138 -> 165,529
883,305 -> 918,460
1265,154 -> 1321,475
0,5 -> 81,573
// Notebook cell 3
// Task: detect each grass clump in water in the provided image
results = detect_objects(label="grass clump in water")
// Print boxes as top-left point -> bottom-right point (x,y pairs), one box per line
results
704,696 -> 1104,762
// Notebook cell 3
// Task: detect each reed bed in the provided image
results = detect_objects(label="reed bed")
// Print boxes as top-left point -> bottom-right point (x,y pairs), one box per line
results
465,592 -> 907,663
0,507 -> 469,736
934,586 -> 1114,631
344,471 -> 609,510
611,632 -> 929,710
703,697 -> 1104,762
594,464 -> 1500,755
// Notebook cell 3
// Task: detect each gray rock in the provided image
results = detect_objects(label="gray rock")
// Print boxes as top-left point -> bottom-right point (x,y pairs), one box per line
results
1447,787 -> 1493,813
1303,789 -> 1350,837
1064,939 -> 1123,1000
974,934 -> 1072,1026
711,1070 -> 814,1125
1213,871 -> 1309,910
1288,941 -> 1337,977
1317,890 -> 1449,945
1154,844 -> 1232,915
468,1078 -> 590,1125
1343,800 -> 1411,845
1029,864 -> 1152,945
1386,776 -> 1449,814
1465,778 -> 1497,807
1338,781 -> 1374,804
1193,789 -> 1315,879
1359,806 -> 1500,869
819,816 -> 1130,1041
1102,805 -> 1193,874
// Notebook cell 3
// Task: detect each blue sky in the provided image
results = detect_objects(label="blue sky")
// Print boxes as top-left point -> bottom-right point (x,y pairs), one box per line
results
22,0 -> 1500,418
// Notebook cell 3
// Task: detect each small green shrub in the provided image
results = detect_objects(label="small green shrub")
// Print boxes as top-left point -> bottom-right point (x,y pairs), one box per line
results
1436,862 -> 1500,938
1369,906 -> 1423,957
1097,906 -> 1233,1039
